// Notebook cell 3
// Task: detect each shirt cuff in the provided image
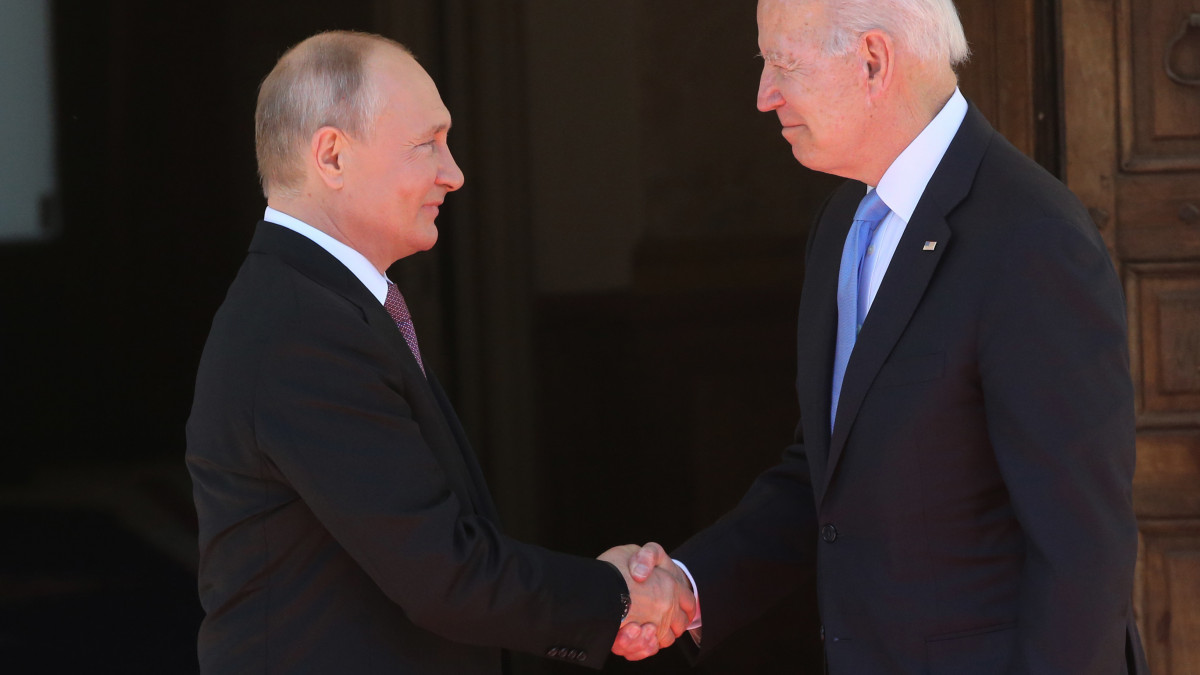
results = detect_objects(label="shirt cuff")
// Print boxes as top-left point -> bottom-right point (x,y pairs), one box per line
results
672,558 -> 702,631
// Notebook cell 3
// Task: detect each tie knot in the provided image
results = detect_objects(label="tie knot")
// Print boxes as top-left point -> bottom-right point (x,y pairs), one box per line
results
853,189 -> 890,228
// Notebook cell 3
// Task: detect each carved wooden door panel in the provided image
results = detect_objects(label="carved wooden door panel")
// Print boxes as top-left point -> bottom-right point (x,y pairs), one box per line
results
1062,1 -> 1200,672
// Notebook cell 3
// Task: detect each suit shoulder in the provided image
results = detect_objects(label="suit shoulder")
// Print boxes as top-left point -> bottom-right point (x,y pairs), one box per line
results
972,136 -> 1084,223
220,253 -> 366,335
950,136 -> 1103,250
194,253 -> 375,387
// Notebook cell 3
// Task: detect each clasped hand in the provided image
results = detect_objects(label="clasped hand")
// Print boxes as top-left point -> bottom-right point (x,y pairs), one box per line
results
597,542 -> 695,661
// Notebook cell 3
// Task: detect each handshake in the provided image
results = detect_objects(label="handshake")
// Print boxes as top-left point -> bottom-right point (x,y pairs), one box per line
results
598,542 -> 698,661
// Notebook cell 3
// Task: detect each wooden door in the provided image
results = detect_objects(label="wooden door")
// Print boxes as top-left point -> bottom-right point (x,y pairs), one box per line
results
1062,1 -> 1200,672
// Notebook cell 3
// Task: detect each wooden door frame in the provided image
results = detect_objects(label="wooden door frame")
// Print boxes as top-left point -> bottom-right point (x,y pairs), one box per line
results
1061,0 -> 1121,264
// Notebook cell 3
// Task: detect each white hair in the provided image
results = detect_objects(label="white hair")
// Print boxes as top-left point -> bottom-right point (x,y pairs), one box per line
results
255,31 -> 409,198
821,0 -> 970,67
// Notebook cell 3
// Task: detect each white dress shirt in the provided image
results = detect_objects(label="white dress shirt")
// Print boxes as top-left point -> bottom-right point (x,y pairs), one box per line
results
264,206 -> 392,305
860,88 -> 967,315
679,89 -> 969,638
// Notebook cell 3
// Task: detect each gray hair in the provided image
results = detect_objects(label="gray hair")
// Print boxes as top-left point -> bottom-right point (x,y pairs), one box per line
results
255,31 -> 411,197
822,0 -> 969,67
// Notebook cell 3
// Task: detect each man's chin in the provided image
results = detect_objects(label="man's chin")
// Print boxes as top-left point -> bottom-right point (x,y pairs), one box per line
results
395,225 -> 439,260
786,142 -> 834,174
415,226 -> 439,252
780,132 -> 810,161
790,144 -> 816,169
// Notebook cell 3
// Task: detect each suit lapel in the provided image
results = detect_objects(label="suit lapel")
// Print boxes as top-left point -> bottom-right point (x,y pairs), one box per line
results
251,221 -> 433,386
354,282 -> 499,522
819,104 -> 994,501
798,185 -> 861,504
251,222 -> 494,520
823,213 -> 951,489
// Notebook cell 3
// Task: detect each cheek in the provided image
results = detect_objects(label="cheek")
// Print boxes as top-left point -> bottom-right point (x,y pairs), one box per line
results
778,80 -> 807,107
813,83 -> 857,131
395,163 -> 436,199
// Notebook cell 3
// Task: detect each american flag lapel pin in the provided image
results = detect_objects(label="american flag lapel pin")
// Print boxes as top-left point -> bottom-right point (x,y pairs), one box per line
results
923,241 -> 938,251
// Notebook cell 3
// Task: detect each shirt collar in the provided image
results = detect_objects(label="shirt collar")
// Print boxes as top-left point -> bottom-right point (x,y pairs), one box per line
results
263,206 -> 391,305
873,88 -> 968,222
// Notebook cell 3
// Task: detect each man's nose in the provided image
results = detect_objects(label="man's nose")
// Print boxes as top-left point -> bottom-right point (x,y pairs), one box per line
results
439,147 -> 465,191
757,68 -> 782,112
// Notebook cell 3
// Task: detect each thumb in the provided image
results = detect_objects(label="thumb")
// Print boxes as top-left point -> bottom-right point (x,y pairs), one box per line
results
630,542 -> 667,582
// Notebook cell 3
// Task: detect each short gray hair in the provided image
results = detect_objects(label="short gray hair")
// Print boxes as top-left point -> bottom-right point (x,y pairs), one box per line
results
255,31 -> 411,197
822,0 -> 969,67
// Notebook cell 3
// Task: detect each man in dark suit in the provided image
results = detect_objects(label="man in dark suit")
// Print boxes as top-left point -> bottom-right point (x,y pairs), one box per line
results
186,31 -> 692,674
618,0 -> 1149,672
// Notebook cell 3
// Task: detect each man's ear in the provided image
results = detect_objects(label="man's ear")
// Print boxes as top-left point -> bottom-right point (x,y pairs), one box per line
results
861,30 -> 894,96
311,126 -> 348,189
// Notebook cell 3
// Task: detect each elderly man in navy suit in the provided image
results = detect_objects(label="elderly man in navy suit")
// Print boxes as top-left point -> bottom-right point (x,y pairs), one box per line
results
616,1 -> 1150,672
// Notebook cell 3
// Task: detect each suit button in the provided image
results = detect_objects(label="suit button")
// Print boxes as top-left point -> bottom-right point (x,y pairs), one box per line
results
821,523 -> 838,543
574,650 -> 588,662
545,647 -> 562,658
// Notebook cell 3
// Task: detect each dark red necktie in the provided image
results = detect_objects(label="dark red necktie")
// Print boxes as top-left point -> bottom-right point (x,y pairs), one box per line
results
384,283 -> 426,377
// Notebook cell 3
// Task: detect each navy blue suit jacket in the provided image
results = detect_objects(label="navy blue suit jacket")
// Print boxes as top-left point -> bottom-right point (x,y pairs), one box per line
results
676,105 -> 1148,674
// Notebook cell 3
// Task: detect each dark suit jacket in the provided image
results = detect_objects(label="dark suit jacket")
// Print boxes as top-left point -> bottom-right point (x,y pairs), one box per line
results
186,222 -> 625,674
675,105 -> 1149,674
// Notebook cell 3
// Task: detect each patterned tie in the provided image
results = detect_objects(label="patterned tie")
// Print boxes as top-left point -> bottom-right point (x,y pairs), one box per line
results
830,189 -> 890,429
384,283 -> 426,377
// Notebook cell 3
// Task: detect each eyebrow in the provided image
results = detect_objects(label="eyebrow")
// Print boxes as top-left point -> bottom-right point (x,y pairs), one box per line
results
759,50 -> 804,71
420,123 -> 452,138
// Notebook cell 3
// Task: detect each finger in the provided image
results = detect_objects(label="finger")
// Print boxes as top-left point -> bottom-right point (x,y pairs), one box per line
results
668,603 -> 690,638
619,623 -> 660,661
677,586 -> 697,621
655,612 -> 679,647
655,626 -> 677,649
623,646 -> 655,662
630,542 -> 667,582
611,623 -> 642,655
635,623 -> 661,659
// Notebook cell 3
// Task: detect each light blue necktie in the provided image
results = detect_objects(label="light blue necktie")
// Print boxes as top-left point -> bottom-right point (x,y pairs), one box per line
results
831,189 -> 890,429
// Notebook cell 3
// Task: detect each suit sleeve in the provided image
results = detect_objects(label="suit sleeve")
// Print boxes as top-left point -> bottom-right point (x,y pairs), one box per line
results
251,285 -> 626,667
976,216 -> 1138,673
672,438 -> 818,657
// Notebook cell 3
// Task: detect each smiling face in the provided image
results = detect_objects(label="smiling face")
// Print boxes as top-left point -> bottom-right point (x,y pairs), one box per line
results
756,0 -> 873,179
336,48 -> 464,270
